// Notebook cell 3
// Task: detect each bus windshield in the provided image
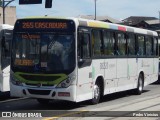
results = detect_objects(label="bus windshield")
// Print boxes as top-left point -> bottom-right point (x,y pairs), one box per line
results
12,33 -> 75,74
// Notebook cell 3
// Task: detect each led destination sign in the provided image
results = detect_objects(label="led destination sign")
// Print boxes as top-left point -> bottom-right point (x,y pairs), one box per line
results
22,22 -> 67,29
15,19 -> 75,32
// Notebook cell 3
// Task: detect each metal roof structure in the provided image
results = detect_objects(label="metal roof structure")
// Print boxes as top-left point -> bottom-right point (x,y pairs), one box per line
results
78,15 -> 121,24
0,24 -> 14,30
145,20 -> 160,25
122,16 -> 158,26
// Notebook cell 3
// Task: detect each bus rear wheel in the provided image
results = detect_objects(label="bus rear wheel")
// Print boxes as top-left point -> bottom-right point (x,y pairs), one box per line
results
134,74 -> 144,95
36,98 -> 50,105
92,82 -> 101,104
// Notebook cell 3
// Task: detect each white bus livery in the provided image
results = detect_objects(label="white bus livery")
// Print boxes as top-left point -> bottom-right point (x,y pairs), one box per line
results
0,24 -> 13,92
10,17 -> 159,104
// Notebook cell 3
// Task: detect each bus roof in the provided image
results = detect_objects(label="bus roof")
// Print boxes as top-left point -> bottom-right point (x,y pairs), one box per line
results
16,16 -> 158,36
77,18 -> 158,36
0,24 -> 14,30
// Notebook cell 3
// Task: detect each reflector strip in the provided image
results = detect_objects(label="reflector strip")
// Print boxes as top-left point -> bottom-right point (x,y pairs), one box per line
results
58,92 -> 70,97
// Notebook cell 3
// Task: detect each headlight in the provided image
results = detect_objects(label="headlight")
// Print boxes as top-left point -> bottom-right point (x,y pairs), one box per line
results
56,75 -> 76,88
10,74 -> 23,86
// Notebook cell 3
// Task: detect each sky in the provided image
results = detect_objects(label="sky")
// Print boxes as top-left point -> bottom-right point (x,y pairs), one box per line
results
9,0 -> 160,21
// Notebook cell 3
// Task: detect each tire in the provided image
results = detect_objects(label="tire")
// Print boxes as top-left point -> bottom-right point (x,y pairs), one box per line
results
92,82 -> 101,104
36,98 -> 50,105
134,74 -> 144,95
157,76 -> 160,84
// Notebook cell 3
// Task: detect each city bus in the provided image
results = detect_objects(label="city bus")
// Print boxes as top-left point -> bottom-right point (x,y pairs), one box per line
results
0,24 -> 13,92
10,17 -> 159,104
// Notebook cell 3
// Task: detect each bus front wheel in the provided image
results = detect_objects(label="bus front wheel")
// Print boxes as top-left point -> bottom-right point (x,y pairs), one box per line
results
92,82 -> 101,104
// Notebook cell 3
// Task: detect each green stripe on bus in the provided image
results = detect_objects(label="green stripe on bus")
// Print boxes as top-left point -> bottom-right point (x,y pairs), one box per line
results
92,66 -> 95,79
14,72 -> 67,85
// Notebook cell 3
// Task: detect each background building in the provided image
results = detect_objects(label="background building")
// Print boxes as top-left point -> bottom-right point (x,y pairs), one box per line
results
0,6 -> 16,25
78,15 -> 121,24
121,16 -> 160,36
122,16 -> 158,27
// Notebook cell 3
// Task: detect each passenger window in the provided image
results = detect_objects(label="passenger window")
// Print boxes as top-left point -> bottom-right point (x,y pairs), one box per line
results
137,35 -> 145,56
103,31 -> 115,56
92,30 -> 103,56
82,34 -> 90,58
146,37 -> 153,56
78,33 -> 90,59
153,37 -> 158,56
117,33 -> 126,56
127,34 -> 136,55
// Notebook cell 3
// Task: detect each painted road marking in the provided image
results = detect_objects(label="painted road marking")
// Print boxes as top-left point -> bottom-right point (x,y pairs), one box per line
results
0,97 -> 28,104
43,110 -> 89,120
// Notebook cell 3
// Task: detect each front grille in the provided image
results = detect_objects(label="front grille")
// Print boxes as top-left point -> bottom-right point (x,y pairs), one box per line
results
28,89 -> 51,95
20,74 -> 60,82
26,83 -> 54,87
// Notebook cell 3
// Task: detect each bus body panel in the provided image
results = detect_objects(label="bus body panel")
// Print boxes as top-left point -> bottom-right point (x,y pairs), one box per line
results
104,59 -> 116,94
154,58 -> 159,75
116,58 -> 128,87
0,66 -> 10,91
76,59 -> 105,102
76,65 -> 93,102
127,58 -> 138,88
153,58 -> 159,83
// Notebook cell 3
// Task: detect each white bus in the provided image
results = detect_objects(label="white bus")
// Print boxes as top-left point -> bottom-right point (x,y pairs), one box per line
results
10,17 -> 159,104
0,24 -> 13,92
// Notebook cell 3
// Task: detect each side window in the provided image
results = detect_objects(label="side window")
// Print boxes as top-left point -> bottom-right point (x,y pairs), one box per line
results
145,36 -> 153,56
82,34 -> 90,58
127,33 -> 136,55
2,30 -> 13,58
1,30 -> 13,70
1,36 -> 7,57
117,33 -> 126,56
137,35 -> 145,56
103,31 -> 115,56
92,30 -> 103,56
78,33 -> 90,59
153,37 -> 158,56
